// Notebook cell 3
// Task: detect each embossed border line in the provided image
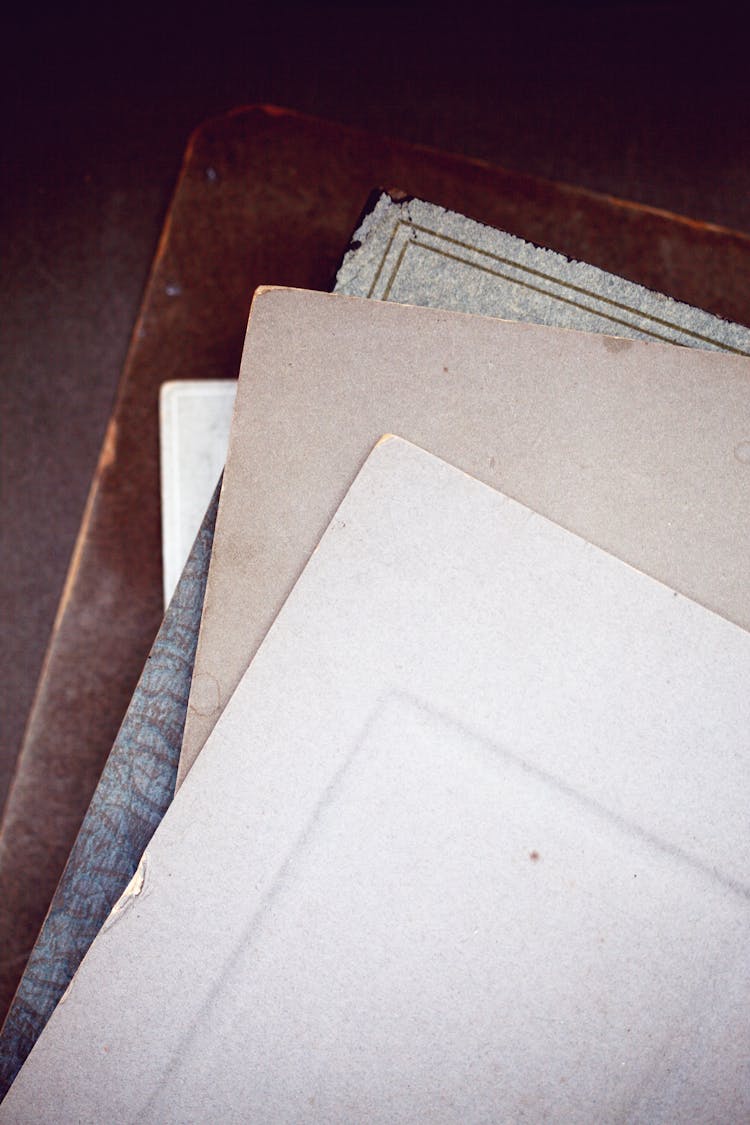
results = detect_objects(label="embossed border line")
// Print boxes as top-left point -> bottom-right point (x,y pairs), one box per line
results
368,220 -> 749,356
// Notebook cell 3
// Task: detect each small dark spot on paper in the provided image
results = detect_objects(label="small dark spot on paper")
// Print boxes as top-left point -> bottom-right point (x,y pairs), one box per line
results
529,850 -> 540,862
442,365 -> 449,373
489,456 -> 496,470
190,672 -> 221,716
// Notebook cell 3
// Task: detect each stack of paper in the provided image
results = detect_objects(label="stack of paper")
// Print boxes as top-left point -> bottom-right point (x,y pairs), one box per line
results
2,197 -> 750,1122
158,193 -> 750,611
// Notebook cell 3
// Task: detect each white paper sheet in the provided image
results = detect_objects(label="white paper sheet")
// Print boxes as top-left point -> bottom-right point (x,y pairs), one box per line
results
158,380 -> 236,605
3,437 -> 749,1123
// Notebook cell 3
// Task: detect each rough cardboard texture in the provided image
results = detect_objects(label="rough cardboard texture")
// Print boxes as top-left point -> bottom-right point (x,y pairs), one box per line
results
179,287 -> 750,783
3,438 -> 749,1122
335,193 -> 750,353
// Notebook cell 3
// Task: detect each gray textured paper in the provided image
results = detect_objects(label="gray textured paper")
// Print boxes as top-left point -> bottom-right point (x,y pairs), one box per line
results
3,438 -> 749,1123
0,483 -> 221,1099
335,192 -> 750,353
178,287 -> 750,783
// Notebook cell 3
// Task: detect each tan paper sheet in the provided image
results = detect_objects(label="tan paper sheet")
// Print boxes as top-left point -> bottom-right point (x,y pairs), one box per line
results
179,288 -> 750,784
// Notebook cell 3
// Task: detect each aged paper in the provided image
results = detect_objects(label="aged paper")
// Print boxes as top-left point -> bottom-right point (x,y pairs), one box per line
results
178,287 -> 750,783
3,438 -> 749,1123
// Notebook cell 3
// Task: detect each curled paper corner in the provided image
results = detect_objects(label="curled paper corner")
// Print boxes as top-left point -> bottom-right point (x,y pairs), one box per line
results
100,857 -> 148,934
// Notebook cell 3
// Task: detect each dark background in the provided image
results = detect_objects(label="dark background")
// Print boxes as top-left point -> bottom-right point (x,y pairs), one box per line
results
2,3 -> 749,813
